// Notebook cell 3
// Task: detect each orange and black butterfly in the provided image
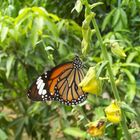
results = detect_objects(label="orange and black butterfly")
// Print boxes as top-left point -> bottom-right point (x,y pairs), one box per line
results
27,56 -> 87,105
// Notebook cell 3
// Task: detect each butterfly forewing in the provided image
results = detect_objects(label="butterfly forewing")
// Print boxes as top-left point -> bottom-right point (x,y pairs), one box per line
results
47,63 -> 73,96
27,71 -> 53,101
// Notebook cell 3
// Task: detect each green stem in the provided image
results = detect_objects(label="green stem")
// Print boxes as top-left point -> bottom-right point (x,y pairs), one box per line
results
92,18 -> 120,101
118,0 -> 121,7
91,17 -> 131,140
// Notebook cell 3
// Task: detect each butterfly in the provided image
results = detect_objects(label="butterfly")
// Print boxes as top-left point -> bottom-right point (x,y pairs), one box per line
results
27,56 -> 87,105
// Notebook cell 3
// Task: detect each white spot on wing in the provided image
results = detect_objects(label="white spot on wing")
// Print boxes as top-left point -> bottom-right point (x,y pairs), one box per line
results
36,79 -> 43,86
38,82 -> 45,95
37,76 -> 41,81
42,90 -> 47,95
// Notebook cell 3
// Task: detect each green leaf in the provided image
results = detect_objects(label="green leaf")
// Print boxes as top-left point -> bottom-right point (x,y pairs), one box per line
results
114,32 -> 124,40
27,102 -> 42,116
121,102 -> 137,116
121,63 -> 140,68
1,26 -> 9,42
122,68 -> 136,103
97,61 -> 108,77
126,52 -> 138,63
112,8 -> 121,27
35,16 -> 44,35
102,8 -> 116,31
0,129 -> 8,140
94,107 -> 105,120
64,127 -> 87,138
89,2 -> 103,9
32,7 -> 48,18
0,52 -> 7,63
15,119 -> 25,140
47,13 -> 60,21
130,1 -> 136,16
30,17 -> 40,47
5,5 -> 15,17
6,55 -> 15,78
15,8 -> 31,27
8,117 -> 25,140
120,8 -> 128,28
45,19 -> 59,38
114,19 -> 123,31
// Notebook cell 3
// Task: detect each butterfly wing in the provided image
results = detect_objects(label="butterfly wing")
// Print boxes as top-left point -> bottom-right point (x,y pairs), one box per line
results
47,62 -> 73,96
47,57 -> 87,105
54,66 -> 87,105
27,71 -> 53,101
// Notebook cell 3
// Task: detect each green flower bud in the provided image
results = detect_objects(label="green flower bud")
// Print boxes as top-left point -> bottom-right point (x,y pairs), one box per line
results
111,42 -> 126,59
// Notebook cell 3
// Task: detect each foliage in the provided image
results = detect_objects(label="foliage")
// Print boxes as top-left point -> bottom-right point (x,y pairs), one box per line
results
0,0 -> 140,140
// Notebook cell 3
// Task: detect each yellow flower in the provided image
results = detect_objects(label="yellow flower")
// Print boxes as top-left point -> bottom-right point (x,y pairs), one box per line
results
87,119 -> 106,137
105,100 -> 121,123
79,67 -> 101,95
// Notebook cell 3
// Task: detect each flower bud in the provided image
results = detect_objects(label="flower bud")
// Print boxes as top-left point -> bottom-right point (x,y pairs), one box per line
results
105,100 -> 121,123
87,119 -> 106,137
115,74 -> 123,86
72,0 -> 83,13
79,67 -> 101,95
111,42 -> 126,59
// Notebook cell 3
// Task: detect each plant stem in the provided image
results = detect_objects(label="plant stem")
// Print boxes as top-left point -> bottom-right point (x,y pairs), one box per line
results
91,17 -> 131,140
118,0 -> 121,7
92,18 -> 120,101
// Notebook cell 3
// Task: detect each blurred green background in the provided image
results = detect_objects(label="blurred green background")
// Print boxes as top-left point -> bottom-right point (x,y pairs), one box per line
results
0,0 -> 140,140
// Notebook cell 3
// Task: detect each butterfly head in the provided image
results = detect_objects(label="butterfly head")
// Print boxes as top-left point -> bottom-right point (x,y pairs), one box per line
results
73,56 -> 82,69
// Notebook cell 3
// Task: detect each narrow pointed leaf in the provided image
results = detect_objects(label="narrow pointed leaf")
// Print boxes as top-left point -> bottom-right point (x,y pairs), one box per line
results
6,55 -> 15,78
1,26 -> 8,42
64,127 -> 87,138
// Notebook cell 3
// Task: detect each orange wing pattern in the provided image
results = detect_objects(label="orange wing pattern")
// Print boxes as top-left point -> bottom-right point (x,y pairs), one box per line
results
47,62 -> 73,96
54,66 -> 87,105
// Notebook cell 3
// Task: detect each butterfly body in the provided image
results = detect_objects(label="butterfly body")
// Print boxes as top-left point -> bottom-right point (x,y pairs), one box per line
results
27,56 -> 87,105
